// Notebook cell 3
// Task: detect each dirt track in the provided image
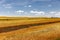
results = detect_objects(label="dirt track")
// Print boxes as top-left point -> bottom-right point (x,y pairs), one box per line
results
0,20 -> 60,33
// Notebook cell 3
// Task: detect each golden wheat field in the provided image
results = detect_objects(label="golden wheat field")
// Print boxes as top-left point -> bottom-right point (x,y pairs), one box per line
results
0,17 -> 60,40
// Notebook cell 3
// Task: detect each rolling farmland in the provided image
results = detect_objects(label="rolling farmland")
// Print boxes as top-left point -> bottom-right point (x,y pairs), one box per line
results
0,17 -> 60,40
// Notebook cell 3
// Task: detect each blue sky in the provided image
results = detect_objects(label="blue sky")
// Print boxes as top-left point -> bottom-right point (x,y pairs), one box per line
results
0,0 -> 60,17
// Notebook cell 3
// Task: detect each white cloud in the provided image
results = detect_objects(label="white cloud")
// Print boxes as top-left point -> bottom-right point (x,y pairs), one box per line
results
30,10 -> 45,15
48,4 -> 52,7
54,12 -> 60,17
24,5 -> 32,7
49,11 -> 56,14
48,11 -> 60,17
28,5 -> 32,7
2,4 -> 12,8
16,10 -> 24,14
30,11 -> 60,17
15,10 -> 60,17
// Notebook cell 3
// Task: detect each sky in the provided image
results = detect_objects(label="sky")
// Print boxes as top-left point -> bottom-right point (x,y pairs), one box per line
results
0,0 -> 60,17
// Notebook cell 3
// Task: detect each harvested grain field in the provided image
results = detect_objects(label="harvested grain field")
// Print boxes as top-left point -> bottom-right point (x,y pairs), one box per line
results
0,17 -> 60,40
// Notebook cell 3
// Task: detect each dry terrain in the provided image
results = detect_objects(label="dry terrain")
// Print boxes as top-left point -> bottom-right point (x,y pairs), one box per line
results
0,17 -> 60,40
